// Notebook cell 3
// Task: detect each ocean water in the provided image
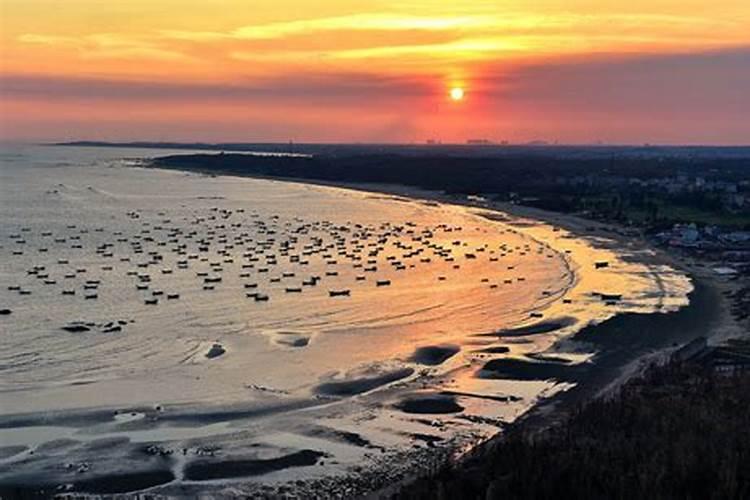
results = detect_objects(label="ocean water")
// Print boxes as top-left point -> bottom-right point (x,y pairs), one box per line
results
0,145 -> 692,494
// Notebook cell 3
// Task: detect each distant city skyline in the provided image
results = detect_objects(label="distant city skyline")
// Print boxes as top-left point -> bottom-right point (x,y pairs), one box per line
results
1,1 -> 749,144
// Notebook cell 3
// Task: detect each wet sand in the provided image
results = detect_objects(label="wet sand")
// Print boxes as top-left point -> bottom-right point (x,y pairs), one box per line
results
142,168 -> 733,494
0,148 -> 708,498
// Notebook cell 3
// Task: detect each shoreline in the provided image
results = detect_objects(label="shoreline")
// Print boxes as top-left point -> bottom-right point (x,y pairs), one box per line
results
142,161 -> 738,494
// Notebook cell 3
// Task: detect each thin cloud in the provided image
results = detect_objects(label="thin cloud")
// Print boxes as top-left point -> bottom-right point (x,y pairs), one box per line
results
17,32 -> 191,62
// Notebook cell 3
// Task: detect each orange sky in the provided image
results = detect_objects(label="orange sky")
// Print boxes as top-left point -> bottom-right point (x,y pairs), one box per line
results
1,0 -> 749,144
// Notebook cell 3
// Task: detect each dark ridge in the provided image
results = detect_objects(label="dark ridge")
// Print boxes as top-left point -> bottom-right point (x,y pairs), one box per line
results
480,317 -> 578,338
409,344 -> 460,365
394,394 -> 465,414
71,470 -> 175,494
440,390 -> 522,403
184,449 -> 325,481
314,367 -> 414,396
525,353 -> 574,364
0,470 -> 175,497
475,346 -> 511,354
479,358 -> 581,382
309,427 -> 379,449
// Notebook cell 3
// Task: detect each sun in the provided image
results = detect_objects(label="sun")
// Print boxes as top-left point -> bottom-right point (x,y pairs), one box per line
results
449,87 -> 465,101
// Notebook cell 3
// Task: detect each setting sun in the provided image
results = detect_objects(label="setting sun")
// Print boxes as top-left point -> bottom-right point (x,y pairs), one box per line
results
450,87 -> 465,101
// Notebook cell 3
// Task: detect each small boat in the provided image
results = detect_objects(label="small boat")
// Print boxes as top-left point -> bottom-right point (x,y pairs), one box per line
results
206,343 -> 225,359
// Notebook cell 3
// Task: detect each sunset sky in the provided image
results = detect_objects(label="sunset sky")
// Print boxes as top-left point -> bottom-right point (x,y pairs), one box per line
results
1,0 -> 749,144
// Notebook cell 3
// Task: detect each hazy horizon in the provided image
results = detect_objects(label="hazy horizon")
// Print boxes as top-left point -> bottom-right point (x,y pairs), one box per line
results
1,1 -> 749,145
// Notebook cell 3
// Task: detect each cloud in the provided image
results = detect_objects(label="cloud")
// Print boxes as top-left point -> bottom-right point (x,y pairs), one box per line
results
158,10 -> 743,47
487,47 -> 750,115
161,14 -> 496,42
0,72 -> 432,104
17,32 -> 191,61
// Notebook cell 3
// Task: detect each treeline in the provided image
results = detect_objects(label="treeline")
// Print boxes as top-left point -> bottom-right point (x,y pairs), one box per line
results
152,152 -> 750,195
393,362 -> 750,500
152,152 -> 750,227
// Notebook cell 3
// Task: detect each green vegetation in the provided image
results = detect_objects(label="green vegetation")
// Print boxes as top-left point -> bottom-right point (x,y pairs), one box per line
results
561,195 -> 750,228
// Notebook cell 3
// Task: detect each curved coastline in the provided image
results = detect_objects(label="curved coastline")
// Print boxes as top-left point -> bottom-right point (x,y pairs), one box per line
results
138,157 -> 722,492
0,149 -> 716,498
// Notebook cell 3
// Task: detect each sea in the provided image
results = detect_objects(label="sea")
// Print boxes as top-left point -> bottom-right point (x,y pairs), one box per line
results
0,144 -> 692,495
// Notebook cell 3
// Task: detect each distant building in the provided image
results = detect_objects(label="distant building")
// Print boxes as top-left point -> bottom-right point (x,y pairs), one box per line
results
668,223 -> 700,247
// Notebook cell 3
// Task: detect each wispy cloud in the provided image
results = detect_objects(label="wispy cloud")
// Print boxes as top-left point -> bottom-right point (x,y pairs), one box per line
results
18,32 -> 191,61
0,72 -> 432,104
15,9 -> 746,72
161,14 -> 493,42
159,10 -> 741,44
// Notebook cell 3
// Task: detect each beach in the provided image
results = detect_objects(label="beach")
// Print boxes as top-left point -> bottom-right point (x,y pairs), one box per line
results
0,145 -> 718,498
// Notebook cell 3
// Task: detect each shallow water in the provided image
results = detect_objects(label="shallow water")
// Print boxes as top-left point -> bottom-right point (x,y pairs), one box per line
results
0,145 -> 692,494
